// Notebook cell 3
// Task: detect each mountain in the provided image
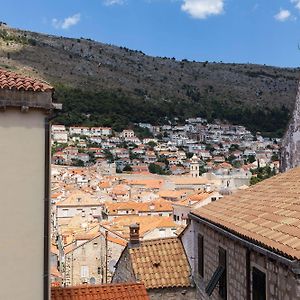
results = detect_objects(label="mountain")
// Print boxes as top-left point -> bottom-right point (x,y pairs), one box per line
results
0,23 -> 299,136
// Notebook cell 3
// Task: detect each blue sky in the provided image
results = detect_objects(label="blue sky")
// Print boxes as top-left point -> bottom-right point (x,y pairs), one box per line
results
1,0 -> 300,67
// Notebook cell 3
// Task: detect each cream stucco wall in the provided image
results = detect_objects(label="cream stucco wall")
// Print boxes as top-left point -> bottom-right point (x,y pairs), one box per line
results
0,110 -> 46,300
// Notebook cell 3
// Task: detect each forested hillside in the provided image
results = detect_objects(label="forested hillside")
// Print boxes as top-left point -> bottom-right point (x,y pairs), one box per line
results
0,24 -> 299,135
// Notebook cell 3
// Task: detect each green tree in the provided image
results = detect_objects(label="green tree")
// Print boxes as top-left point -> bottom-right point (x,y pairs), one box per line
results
148,163 -> 166,175
146,141 -> 157,150
247,155 -> 256,164
123,164 -> 133,172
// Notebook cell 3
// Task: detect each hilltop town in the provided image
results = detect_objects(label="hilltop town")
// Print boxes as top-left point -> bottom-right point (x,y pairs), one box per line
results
49,116 -> 281,289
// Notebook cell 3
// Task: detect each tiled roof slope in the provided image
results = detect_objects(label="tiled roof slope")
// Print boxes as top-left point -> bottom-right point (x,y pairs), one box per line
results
0,68 -> 53,92
51,283 -> 149,300
129,237 -> 191,289
191,166 -> 300,260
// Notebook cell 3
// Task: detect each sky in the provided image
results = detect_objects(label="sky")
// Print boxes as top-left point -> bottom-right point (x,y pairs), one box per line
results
1,0 -> 300,67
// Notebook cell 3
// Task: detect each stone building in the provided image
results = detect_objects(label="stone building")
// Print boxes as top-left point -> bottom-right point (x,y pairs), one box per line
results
55,190 -> 102,220
112,224 -> 197,300
63,230 -> 126,286
190,154 -> 200,178
0,68 -> 60,300
185,166 -> 300,299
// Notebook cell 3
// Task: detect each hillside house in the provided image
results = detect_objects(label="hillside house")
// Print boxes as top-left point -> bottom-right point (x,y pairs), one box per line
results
69,126 -> 90,136
51,125 -> 68,144
120,129 -> 135,138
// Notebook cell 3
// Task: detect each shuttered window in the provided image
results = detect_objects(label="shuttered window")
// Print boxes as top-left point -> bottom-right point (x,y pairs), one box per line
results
252,267 -> 266,300
218,247 -> 227,300
198,234 -> 204,277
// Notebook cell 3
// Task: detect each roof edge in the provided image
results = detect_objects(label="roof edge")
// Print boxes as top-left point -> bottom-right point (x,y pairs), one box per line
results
189,212 -> 300,274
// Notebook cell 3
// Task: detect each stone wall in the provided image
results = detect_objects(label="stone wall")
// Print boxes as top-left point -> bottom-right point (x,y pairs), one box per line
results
0,89 -> 53,110
64,235 -> 124,286
281,81 -> 300,172
251,251 -> 300,300
111,248 -> 136,284
148,287 -> 197,300
192,220 -> 300,300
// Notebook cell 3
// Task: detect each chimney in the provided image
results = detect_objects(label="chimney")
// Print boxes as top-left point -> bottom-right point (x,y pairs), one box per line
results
129,223 -> 140,247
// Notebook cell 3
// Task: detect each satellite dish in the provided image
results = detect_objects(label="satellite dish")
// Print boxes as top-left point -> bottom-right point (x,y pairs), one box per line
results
108,260 -> 117,273
90,277 -> 96,285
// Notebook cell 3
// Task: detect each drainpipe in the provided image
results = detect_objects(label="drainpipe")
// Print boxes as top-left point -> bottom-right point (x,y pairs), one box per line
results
105,230 -> 108,283
44,117 -> 51,300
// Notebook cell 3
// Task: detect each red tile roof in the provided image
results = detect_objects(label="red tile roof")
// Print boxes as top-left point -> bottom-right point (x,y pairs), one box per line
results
191,166 -> 300,260
128,237 -> 191,289
0,68 -> 53,92
51,283 -> 149,300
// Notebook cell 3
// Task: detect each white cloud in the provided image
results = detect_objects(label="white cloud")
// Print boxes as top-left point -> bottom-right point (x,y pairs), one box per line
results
52,13 -> 81,30
274,9 -> 291,22
181,0 -> 224,19
103,0 -> 125,6
291,0 -> 300,10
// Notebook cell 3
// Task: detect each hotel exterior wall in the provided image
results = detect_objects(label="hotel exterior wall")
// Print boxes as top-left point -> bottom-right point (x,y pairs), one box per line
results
192,220 -> 300,300
0,110 -> 46,300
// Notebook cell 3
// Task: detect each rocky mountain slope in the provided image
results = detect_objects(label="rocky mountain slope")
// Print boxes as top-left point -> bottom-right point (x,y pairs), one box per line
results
0,23 -> 299,135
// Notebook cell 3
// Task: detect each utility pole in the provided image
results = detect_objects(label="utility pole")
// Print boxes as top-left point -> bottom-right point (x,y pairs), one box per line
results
105,230 -> 108,283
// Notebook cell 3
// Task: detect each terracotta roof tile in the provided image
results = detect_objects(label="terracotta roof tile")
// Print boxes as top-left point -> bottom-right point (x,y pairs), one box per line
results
105,199 -> 173,215
0,68 -> 53,92
191,166 -> 300,260
128,237 -> 191,289
101,216 -> 178,240
51,283 -> 149,300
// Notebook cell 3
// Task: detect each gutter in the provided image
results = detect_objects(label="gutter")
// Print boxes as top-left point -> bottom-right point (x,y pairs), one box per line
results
189,212 -> 300,275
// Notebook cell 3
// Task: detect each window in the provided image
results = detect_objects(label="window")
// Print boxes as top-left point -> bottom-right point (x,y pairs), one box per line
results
198,234 -> 204,277
159,228 -> 166,237
62,208 -> 69,217
252,267 -> 266,300
80,266 -> 89,278
219,247 -> 227,300
205,246 -> 227,297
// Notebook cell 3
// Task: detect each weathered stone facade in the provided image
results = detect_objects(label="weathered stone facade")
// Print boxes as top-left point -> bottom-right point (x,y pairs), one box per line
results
64,235 -> 124,286
112,249 -> 136,284
147,287 -> 197,300
281,81 -> 300,172
191,220 -> 300,300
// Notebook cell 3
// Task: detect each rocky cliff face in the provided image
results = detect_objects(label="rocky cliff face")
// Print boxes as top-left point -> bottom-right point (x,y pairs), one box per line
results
281,81 -> 300,172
